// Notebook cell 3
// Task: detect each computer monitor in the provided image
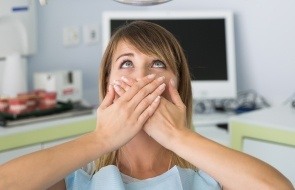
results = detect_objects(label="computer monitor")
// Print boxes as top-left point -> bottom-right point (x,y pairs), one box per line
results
102,11 -> 237,100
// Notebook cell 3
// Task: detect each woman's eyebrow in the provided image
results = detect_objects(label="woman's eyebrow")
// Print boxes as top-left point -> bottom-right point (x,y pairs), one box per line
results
115,53 -> 134,61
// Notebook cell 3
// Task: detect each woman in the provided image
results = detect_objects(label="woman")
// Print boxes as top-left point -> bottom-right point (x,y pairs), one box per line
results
0,21 -> 293,190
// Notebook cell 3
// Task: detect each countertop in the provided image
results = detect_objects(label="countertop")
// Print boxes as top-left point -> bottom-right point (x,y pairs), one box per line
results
0,111 -> 96,152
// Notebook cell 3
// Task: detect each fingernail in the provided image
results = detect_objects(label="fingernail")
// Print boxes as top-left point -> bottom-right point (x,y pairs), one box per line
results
159,83 -> 166,91
121,76 -> 129,83
107,84 -> 112,92
147,74 -> 156,79
170,79 -> 176,87
113,80 -> 121,86
154,96 -> 161,102
113,84 -> 120,91
157,76 -> 165,82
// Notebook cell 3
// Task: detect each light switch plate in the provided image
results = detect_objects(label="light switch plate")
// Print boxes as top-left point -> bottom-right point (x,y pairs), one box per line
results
63,26 -> 80,47
83,24 -> 99,45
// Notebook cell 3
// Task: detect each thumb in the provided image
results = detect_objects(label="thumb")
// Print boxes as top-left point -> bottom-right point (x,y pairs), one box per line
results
100,85 -> 115,109
168,79 -> 183,107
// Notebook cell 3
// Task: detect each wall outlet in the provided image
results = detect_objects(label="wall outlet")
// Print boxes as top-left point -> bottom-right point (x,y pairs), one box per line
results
83,24 -> 99,45
63,26 -> 80,47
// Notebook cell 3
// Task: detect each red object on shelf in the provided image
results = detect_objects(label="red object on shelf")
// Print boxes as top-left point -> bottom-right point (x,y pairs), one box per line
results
33,89 -> 46,96
18,92 -> 39,112
0,90 -> 57,115
0,98 -> 9,112
7,97 -> 28,114
39,91 -> 57,110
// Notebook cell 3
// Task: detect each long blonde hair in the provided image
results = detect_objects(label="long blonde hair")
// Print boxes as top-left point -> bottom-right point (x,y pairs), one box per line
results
96,21 -> 195,172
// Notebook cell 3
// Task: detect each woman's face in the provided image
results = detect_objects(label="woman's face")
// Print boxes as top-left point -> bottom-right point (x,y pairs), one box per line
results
108,40 -> 177,101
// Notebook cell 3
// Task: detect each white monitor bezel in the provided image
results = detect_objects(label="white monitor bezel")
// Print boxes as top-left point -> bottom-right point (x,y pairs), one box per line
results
102,11 -> 237,100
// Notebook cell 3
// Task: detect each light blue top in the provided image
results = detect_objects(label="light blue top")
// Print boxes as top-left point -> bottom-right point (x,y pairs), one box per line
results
65,165 -> 221,190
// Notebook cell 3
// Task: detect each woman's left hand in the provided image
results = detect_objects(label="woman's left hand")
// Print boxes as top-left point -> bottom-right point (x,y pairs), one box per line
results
113,76 -> 190,150
143,78 -> 189,149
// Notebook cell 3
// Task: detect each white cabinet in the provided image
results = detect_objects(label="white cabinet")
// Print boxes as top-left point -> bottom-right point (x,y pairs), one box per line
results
0,137 -> 78,165
194,125 -> 230,147
193,112 -> 233,147
229,105 -> 295,186
244,139 -> 295,185
0,112 -> 96,164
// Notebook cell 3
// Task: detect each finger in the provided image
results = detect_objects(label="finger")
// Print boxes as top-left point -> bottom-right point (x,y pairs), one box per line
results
100,85 -> 115,109
113,84 -> 126,97
133,82 -> 166,117
128,76 -> 165,110
169,78 -> 184,108
137,96 -> 161,126
113,77 -> 136,95
120,74 -> 157,102
121,76 -> 136,87
118,80 -> 131,92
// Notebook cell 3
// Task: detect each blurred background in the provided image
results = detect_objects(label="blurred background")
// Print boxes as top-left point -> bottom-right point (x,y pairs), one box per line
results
25,0 -> 295,107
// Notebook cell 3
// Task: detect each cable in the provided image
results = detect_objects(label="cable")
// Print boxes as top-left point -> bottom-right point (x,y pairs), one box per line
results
193,90 -> 271,114
283,92 -> 295,105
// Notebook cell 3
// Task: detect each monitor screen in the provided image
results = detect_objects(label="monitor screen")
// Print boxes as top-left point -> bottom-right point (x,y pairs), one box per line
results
102,11 -> 237,100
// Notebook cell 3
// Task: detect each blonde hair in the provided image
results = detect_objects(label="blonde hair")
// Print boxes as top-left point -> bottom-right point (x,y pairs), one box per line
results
96,21 -> 195,172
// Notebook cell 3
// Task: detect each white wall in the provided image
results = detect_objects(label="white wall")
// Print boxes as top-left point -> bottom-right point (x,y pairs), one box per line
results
28,0 -> 295,106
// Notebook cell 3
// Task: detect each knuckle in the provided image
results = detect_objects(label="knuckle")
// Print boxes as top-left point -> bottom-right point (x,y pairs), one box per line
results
141,77 -> 153,85
117,99 -> 128,109
116,98 -> 123,105
125,86 -> 130,91
140,110 -> 148,118
139,88 -> 149,97
121,108 -> 130,119
180,104 -> 187,111
126,103 -> 133,112
96,108 -> 101,114
130,78 -> 137,84
141,98 -> 150,107
132,83 -> 141,92
152,80 -> 160,87
146,93 -> 154,102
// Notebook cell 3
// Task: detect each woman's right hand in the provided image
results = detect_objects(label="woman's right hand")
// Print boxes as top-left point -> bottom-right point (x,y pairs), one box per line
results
95,74 -> 166,154
0,76 -> 167,190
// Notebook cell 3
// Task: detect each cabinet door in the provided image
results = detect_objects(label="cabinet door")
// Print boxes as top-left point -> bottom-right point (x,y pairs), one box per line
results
0,144 -> 41,164
244,138 -> 295,185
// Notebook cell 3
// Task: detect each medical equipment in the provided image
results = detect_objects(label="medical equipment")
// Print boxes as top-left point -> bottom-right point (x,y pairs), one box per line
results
39,0 -> 172,6
0,0 -> 37,97
34,70 -> 83,103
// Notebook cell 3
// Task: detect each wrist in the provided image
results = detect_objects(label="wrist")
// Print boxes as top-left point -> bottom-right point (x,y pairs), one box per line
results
167,127 -> 193,152
80,131 -> 109,161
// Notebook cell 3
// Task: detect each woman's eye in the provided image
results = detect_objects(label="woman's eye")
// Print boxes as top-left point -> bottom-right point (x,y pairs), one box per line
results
152,60 -> 166,68
120,60 -> 133,68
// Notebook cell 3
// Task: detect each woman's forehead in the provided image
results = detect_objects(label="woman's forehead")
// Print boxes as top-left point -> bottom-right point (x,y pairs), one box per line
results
112,40 -> 157,60
113,40 -> 136,53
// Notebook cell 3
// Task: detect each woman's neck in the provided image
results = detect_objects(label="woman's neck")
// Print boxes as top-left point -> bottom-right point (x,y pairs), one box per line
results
117,131 -> 172,179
